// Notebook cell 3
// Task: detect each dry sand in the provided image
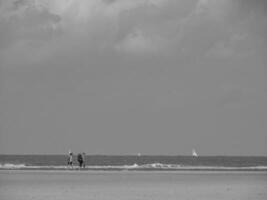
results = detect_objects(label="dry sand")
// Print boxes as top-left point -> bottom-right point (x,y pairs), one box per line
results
0,170 -> 267,200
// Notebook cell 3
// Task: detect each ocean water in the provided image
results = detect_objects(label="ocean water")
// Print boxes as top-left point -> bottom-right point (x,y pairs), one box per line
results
0,155 -> 267,171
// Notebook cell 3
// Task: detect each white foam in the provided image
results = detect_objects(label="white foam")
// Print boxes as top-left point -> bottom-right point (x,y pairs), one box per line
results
0,163 -> 27,169
1,163 -> 267,171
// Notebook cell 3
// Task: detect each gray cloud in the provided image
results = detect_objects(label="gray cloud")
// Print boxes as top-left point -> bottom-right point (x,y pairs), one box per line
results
0,0 -> 265,62
237,0 -> 267,14
0,0 -> 61,49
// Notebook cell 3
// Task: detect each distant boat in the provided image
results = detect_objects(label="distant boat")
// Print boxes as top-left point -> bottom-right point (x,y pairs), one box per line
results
192,149 -> 198,157
137,153 -> 141,157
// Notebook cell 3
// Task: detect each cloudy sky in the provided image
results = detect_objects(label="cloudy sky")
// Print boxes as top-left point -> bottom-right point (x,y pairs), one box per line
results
0,0 -> 266,155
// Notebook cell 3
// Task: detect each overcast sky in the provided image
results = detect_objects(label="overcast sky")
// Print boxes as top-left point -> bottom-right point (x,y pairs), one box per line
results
0,0 -> 266,155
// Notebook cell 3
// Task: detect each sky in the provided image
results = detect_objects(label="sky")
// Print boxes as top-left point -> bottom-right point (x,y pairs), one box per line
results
0,0 -> 266,155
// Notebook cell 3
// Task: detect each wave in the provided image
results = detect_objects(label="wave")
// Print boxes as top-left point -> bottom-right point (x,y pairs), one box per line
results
0,163 -> 27,169
1,163 -> 267,171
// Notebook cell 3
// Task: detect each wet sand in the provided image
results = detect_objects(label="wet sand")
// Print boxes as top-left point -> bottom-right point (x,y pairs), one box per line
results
0,170 -> 267,200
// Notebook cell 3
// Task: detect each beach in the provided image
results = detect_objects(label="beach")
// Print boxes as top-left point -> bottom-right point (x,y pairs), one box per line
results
0,171 -> 267,200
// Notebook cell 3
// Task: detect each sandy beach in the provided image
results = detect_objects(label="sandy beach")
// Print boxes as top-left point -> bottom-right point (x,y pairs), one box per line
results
0,170 -> 267,200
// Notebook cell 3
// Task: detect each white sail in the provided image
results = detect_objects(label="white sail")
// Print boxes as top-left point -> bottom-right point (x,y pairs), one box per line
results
192,149 -> 198,157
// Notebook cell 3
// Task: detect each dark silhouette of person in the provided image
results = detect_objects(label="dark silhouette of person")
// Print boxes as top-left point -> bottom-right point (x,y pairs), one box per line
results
77,153 -> 83,168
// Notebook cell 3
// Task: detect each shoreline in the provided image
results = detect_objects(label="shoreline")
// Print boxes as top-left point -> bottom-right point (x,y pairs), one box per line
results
1,169 -> 267,174
0,166 -> 267,173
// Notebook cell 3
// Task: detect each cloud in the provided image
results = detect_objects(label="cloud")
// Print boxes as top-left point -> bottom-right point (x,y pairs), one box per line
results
237,0 -> 267,15
0,0 -> 266,67
0,0 -> 61,48
191,0 -> 266,59
115,29 -> 167,54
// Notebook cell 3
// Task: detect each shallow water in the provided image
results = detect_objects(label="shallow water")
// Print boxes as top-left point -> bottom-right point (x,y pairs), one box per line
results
1,155 -> 267,171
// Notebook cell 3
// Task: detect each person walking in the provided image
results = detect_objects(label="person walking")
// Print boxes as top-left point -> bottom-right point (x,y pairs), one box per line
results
82,152 -> 86,168
67,150 -> 73,168
77,153 -> 83,168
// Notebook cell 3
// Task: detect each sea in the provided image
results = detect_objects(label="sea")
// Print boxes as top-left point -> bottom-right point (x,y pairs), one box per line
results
0,155 -> 267,171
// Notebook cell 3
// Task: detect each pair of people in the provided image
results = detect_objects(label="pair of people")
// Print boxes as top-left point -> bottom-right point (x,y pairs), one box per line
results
67,151 -> 86,168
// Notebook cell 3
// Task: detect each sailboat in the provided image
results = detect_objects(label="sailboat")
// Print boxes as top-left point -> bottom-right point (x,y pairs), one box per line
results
192,149 -> 198,157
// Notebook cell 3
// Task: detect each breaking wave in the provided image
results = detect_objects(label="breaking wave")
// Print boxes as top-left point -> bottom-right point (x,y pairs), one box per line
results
0,163 -> 27,169
1,163 -> 267,171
